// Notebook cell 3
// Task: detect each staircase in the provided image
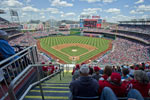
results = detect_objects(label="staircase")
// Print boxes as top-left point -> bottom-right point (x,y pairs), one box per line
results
24,72 -> 72,100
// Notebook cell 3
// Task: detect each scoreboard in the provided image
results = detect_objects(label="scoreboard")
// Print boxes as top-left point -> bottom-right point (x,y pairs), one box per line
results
80,15 -> 102,28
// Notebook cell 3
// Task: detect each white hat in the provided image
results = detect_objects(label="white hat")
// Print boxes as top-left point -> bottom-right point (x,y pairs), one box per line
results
80,64 -> 89,74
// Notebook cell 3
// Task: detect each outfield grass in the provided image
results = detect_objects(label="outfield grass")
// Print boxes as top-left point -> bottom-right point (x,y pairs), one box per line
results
70,29 -> 81,35
61,46 -> 88,56
38,36 -> 111,64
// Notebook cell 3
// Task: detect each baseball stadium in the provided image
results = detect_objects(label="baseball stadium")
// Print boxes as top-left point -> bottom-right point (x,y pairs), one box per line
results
0,0 -> 150,100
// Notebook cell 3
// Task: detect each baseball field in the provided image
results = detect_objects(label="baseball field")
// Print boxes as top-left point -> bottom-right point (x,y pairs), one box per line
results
37,36 -> 112,64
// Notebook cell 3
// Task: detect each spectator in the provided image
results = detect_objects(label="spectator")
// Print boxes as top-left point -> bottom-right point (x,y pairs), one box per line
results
147,72 -> 150,81
69,64 -> 99,99
134,64 -> 139,70
99,72 -> 127,97
0,30 -> 18,62
112,66 -> 116,72
100,87 -> 144,100
129,66 -> 134,78
116,66 -> 121,74
47,62 -> 55,74
89,65 -> 94,75
139,64 -> 145,71
145,63 -> 150,69
121,68 -> 130,81
42,62 -> 47,71
72,64 -> 80,75
99,66 -> 112,80
130,70 -> 150,97
72,64 -> 80,80
42,62 -> 48,76
92,66 -> 101,81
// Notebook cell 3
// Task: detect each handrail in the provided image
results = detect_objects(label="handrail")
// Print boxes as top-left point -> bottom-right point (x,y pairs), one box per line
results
8,64 -> 63,100
0,46 -> 33,65
0,46 -> 39,100
19,70 -> 61,100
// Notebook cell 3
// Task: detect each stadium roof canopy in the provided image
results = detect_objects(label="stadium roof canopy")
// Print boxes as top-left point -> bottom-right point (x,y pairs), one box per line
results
119,19 -> 150,24
0,9 -> 5,14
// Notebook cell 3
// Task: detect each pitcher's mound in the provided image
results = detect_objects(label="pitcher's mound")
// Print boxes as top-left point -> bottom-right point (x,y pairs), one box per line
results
72,49 -> 77,52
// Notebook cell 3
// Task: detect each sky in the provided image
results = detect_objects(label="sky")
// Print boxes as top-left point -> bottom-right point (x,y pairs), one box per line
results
0,0 -> 150,23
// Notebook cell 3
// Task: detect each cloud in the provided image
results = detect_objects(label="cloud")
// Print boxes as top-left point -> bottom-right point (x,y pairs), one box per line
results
65,12 -> 76,16
80,0 -> 101,3
61,12 -> 76,17
80,0 -> 116,3
81,8 -> 102,15
108,15 -> 136,22
137,5 -> 150,12
41,16 -> 45,19
22,6 -> 39,12
141,15 -> 150,19
124,5 -> 129,8
130,5 -> 150,15
83,8 -> 102,12
25,0 -> 31,3
22,13 -> 27,16
130,10 -> 143,14
2,0 -> 23,7
135,0 -> 144,4
105,8 -> 120,14
103,0 -> 115,3
46,8 -> 61,14
40,12 -> 44,15
50,0 -> 73,7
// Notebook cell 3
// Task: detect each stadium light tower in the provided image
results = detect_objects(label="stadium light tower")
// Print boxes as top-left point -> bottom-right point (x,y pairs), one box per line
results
9,9 -> 20,24
0,9 -> 5,14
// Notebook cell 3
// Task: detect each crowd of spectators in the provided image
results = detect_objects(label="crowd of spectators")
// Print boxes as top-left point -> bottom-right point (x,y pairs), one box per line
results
83,27 -> 150,42
117,25 -> 150,35
114,30 -> 150,42
70,63 -> 150,100
1,28 -> 150,99
41,62 -> 58,77
111,25 -> 150,42
4,28 -> 149,65
9,31 -> 47,45
8,31 -> 51,62
7,30 -> 150,66
0,17 -> 20,29
0,23 -> 21,29
98,38 -> 150,66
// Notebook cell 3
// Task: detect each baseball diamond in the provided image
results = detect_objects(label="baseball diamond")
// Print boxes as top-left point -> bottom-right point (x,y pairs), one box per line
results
37,36 -> 112,64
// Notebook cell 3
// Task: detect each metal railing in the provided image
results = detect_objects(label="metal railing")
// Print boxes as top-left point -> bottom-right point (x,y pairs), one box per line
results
0,46 -> 38,100
8,64 -> 64,100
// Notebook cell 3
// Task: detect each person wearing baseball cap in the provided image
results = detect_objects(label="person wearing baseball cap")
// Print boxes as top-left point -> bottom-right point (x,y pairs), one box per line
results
69,64 -> 99,99
99,72 -> 127,97
0,30 -> 17,61
72,64 -> 80,80
92,66 -> 101,81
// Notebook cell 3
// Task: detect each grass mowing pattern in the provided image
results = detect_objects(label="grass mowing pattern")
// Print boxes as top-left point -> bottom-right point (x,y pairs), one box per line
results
61,46 -> 88,56
38,36 -> 111,64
